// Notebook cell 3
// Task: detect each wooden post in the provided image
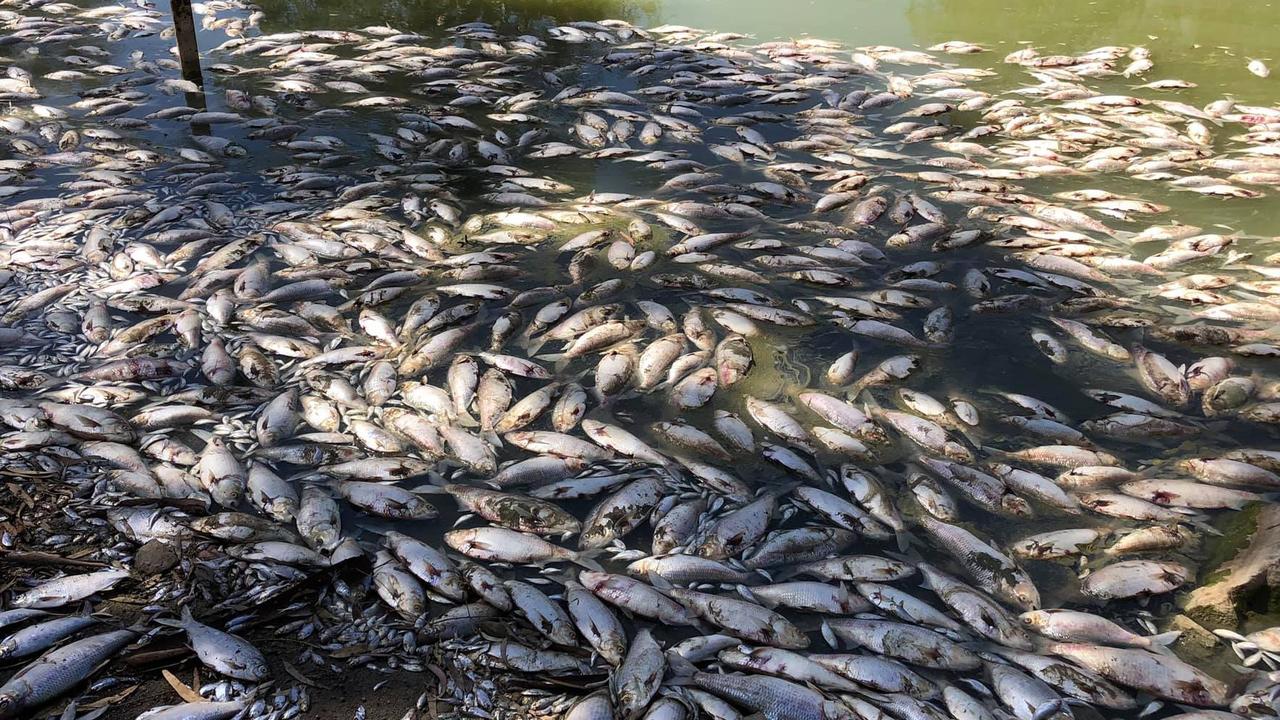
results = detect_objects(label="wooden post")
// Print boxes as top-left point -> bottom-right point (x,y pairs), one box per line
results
170,0 -> 204,85
169,0 -> 211,135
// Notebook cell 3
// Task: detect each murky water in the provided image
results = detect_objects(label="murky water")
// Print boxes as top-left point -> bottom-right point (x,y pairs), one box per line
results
251,0 -> 1280,96
4,0 -> 1280,717
91,0 -> 1275,239
236,0 -> 1280,231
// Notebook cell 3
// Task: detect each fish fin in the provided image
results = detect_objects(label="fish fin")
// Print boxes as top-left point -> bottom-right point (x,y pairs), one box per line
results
895,529 -> 916,553
523,334 -> 549,356
423,470 -> 451,488
515,323 -> 537,348
1030,699 -> 1068,720
859,392 -> 883,413
572,549 -> 604,572
663,651 -> 697,682
886,546 -> 923,564
1137,700 -> 1164,718
537,567 -> 576,588
298,474 -> 339,491
763,565 -> 792,581
821,620 -> 839,648
1190,519 -> 1223,537
154,606 -> 193,629
647,572 -> 675,592
455,408 -> 480,428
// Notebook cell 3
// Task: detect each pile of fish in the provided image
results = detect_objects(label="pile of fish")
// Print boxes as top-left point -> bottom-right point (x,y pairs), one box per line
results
1,0 -> 1280,718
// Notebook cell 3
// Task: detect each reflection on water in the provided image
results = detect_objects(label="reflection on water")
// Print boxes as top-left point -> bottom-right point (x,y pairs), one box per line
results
255,0 -> 656,33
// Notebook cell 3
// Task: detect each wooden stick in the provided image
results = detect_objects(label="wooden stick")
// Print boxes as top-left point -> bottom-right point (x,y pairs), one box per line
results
0,550 -> 108,569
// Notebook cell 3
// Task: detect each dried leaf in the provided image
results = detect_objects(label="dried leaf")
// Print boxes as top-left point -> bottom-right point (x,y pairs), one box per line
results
282,661 -> 316,687
82,685 -> 138,709
162,669 -> 204,703
77,706 -> 111,720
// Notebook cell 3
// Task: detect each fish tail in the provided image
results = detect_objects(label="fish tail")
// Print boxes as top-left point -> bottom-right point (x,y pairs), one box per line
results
1148,630 -> 1183,649
895,529 -> 917,553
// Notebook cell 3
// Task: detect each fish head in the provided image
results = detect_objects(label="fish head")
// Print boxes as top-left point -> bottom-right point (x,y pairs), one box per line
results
601,639 -> 627,666
0,692 -> 19,720
1000,494 -> 1035,518
577,570 -> 606,587
774,622 -> 811,649
692,536 -> 725,559
248,659 -> 271,680
1013,581 -> 1042,610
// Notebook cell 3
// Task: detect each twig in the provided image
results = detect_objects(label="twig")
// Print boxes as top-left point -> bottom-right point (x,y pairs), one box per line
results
0,550 -> 108,569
